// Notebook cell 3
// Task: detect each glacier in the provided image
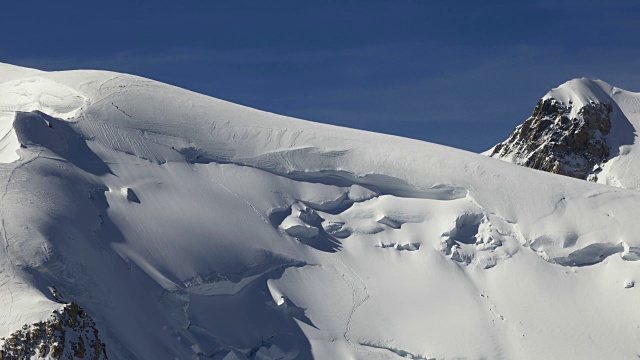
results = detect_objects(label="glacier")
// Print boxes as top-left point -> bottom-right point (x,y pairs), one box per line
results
0,63 -> 638,359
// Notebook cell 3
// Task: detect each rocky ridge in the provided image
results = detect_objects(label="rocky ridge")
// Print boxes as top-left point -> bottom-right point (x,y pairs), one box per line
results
0,303 -> 107,360
490,97 -> 614,180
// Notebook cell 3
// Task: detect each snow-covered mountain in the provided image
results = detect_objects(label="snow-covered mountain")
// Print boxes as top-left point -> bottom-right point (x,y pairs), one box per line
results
0,63 -> 639,359
489,78 -> 640,190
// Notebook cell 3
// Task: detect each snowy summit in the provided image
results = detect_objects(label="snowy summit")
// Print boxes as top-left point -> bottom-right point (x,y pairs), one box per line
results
0,63 -> 638,359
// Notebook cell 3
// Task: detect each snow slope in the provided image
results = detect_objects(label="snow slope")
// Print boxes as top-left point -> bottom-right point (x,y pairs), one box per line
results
0,64 -> 639,359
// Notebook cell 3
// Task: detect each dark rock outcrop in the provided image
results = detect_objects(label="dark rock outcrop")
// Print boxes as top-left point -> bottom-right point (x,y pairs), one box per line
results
0,302 -> 107,360
490,98 -> 613,180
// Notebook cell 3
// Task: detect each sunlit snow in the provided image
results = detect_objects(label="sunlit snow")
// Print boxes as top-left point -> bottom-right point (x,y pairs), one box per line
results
0,64 -> 638,359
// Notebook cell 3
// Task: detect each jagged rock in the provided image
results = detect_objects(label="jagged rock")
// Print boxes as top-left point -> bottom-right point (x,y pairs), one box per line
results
491,98 -> 613,180
0,302 -> 107,360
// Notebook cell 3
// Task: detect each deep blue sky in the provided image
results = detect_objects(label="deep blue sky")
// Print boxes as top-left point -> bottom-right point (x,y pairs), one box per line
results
3,0 -> 640,152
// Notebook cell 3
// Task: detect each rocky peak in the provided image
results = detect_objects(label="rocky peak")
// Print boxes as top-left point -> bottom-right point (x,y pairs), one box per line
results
490,93 -> 614,180
0,302 -> 107,360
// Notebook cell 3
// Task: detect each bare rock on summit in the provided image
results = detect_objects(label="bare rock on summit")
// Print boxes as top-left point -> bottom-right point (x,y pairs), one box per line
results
490,98 -> 613,180
0,302 -> 107,360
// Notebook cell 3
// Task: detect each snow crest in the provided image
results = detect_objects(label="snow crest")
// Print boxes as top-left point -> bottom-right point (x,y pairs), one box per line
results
0,74 -> 87,162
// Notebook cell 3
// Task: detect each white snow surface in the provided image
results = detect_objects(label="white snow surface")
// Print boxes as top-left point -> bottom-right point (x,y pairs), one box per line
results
0,64 -> 639,359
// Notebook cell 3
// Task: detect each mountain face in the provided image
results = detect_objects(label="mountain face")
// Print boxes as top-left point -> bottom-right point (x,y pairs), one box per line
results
0,303 -> 107,360
489,78 -> 640,189
490,98 -> 612,180
0,64 -> 639,360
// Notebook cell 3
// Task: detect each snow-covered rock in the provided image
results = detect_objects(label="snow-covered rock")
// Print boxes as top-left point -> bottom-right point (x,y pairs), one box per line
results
0,302 -> 107,360
490,78 -> 640,190
490,97 -> 612,179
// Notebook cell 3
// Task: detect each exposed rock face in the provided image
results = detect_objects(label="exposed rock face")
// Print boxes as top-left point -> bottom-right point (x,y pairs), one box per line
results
490,98 -> 613,180
0,302 -> 107,360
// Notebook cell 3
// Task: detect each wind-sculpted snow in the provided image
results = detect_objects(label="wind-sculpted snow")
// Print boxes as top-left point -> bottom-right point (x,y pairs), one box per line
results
0,75 -> 86,163
0,64 -> 639,359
